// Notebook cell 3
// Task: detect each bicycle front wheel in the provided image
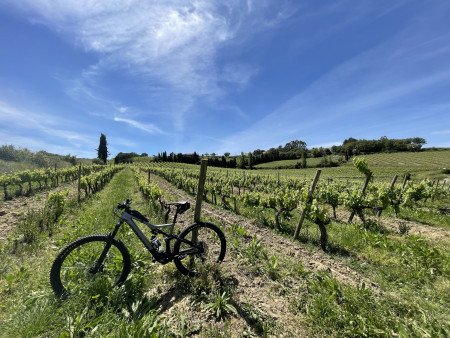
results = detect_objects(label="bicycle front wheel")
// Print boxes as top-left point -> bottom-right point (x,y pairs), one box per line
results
173,222 -> 226,276
50,235 -> 131,299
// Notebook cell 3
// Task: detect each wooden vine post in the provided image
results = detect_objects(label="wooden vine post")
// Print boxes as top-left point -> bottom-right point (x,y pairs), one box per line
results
194,158 -> 208,222
294,169 -> 321,240
401,173 -> 411,191
147,170 -> 151,183
376,174 -> 398,217
425,180 -> 437,203
190,158 -> 208,267
54,163 -> 58,186
77,164 -> 82,203
348,173 -> 372,223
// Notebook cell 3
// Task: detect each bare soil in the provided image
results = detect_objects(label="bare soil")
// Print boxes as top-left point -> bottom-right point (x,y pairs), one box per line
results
0,182 -> 78,240
144,179 -> 307,336
153,175 -> 379,289
335,209 -> 450,244
142,174 -> 396,336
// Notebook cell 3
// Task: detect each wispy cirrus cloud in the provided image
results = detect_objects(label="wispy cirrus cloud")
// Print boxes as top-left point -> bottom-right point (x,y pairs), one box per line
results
5,0 -> 290,132
218,3 -> 450,153
113,117 -> 165,135
220,63 -> 259,89
0,99 -> 98,154
0,130 -> 96,158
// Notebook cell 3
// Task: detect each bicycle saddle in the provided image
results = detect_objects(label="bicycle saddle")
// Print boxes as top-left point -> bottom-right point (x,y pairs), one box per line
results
167,201 -> 190,214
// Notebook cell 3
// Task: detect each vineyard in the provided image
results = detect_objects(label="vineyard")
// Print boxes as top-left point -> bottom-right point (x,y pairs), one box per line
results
0,157 -> 449,337
255,150 -> 450,181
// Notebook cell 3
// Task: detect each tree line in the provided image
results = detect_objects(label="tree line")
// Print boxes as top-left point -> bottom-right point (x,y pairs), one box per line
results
150,136 -> 427,168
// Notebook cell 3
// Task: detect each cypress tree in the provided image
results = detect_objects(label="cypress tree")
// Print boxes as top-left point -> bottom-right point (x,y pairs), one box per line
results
97,133 -> 109,164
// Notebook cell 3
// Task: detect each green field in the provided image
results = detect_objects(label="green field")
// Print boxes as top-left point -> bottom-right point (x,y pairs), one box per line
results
254,155 -> 342,169
253,150 -> 450,181
1,150 -> 449,337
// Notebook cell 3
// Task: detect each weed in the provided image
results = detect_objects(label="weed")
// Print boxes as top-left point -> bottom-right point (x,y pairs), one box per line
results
302,272 -> 449,337
361,218 -> 388,234
113,311 -> 163,338
204,291 -> 237,320
16,210 -> 41,244
244,238 -> 265,265
397,236 -> 447,284
230,224 -> 250,238
264,254 -> 279,280
14,190 -> 68,249
238,302 -> 276,337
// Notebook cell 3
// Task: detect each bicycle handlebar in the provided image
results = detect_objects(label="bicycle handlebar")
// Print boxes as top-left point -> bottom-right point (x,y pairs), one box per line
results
117,198 -> 132,210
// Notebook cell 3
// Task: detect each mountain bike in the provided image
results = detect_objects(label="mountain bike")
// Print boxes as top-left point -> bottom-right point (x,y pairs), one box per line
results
50,199 -> 226,298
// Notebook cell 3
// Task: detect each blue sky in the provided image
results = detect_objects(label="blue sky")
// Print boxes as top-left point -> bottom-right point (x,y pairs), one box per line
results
0,0 -> 449,158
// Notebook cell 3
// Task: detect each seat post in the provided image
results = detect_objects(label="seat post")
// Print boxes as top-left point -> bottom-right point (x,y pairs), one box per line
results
172,210 -> 179,228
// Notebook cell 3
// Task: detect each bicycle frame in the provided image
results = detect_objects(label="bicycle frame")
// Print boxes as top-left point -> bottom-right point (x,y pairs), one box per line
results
106,209 -> 203,265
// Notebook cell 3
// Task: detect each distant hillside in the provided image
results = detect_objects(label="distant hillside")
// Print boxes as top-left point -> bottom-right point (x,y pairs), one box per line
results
154,136 -> 429,169
0,145 -> 89,173
255,149 -> 450,179
254,155 -> 344,169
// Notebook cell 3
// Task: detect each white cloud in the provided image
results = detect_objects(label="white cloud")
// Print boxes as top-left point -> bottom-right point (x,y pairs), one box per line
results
113,117 -> 164,135
0,130 -> 95,158
0,99 -> 97,155
5,0 -> 292,132
217,6 -> 450,154
116,106 -> 129,114
220,63 -> 259,88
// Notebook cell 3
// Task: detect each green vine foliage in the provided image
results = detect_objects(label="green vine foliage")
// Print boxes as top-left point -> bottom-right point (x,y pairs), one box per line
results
353,157 -> 372,177
307,199 -> 329,224
47,190 -> 69,222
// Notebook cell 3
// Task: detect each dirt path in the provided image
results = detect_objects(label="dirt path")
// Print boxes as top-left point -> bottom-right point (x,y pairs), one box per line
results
335,209 -> 450,244
148,178 -> 308,336
0,181 -> 78,240
151,175 -> 380,293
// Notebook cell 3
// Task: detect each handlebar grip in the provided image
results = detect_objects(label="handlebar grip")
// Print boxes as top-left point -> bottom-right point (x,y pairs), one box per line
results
117,199 -> 131,209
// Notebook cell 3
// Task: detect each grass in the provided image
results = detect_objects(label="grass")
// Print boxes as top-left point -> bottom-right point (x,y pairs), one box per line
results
254,155 -> 342,169
253,149 -> 450,181
298,271 -> 448,337
150,164 -> 450,336
212,197 -> 450,337
1,164 -> 449,337
0,168 -> 169,336
395,207 -> 450,229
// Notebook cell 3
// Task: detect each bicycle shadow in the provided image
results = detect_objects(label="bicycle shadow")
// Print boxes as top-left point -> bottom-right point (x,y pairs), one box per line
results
155,285 -> 189,313
155,273 -> 240,314
231,299 -> 275,336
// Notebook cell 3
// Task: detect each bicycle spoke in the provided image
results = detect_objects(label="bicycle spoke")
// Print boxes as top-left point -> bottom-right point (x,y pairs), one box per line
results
58,241 -> 125,296
175,224 -> 225,275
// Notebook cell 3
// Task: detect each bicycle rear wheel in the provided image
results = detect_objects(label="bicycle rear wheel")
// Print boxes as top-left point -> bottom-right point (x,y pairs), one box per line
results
173,222 -> 226,276
50,235 -> 131,299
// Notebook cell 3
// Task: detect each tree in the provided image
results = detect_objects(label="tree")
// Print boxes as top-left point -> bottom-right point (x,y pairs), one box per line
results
237,152 -> 246,169
247,152 -> 254,169
284,140 -> 307,151
97,133 -> 109,164
114,152 -> 137,164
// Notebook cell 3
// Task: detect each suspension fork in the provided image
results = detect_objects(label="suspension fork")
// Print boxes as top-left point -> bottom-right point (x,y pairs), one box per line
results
90,220 -> 123,273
